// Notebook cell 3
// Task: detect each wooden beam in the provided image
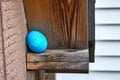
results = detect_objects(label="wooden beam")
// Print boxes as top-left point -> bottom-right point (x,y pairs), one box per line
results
27,49 -> 89,73
27,49 -> 88,62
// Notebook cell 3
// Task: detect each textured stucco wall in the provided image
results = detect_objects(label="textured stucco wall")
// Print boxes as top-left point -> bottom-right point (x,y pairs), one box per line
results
0,6 -> 5,80
0,0 -> 28,80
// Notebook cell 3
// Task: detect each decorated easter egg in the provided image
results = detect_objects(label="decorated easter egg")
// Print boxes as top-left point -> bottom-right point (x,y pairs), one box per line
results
26,31 -> 48,53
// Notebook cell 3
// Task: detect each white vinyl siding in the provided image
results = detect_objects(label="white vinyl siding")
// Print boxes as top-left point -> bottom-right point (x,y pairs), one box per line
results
56,72 -> 120,80
90,57 -> 120,71
96,25 -> 120,40
56,0 -> 120,80
96,41 -> 120,56
96,0 -> 120,8
96,9 -> 120,24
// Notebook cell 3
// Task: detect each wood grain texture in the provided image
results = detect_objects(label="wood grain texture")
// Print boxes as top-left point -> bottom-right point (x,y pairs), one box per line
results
27,49 -> 89,73
27,70 -> 55,80
27,71 -> 39,80
27,62 -> 88,73
27,71 -> 35,80
88,0 -> 95,62
23,0 -> 88,49
27,49 -> 88,62
45,73 -> 55,80
39,70 -> 45,80
0,0 -> 27,80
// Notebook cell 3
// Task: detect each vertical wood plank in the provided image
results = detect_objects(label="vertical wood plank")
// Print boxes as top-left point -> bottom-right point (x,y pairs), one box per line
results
0,2 -> 5,80
45,73 -> 55,80
39,70 -> 45,80
88,0 -> 95,62
0,0 -> 28,80
27,71 -> 36,80
27,71 -> 55,80
23,0 -> 88,49
27,71 -> 40,80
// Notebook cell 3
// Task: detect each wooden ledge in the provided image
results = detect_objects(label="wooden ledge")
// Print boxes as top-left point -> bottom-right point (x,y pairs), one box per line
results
27,49 -> 89,73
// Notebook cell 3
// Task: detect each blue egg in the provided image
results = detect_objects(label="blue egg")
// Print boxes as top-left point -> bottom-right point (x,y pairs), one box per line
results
26,31 -> 48,53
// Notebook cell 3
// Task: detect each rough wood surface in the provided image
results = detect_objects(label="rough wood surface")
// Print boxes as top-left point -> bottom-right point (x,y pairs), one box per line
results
27,71 -> 36,80
27,49 -> 88,62
27,49 -> 89,73
88,0 -> 95,62
45,73 -> 55,80
27,71 -> 55,80
27,62 -> 88,73
39,70 -> 45,80
27,71 -> 40,80
0,0 -> 28,80
23,0 -> 88,49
